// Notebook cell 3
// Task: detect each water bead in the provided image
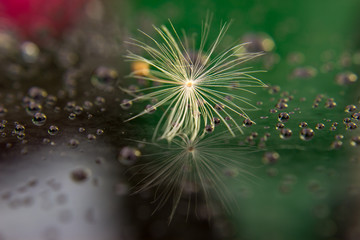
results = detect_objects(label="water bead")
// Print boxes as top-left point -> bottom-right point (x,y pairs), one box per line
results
205,124 -> 214,133
32,112 -> 47,126
0,106 -> 8,117
70,168 -> 91,182
243,118 -> 253,127
118,147 -> 141,166
120,99 -> 133,110
48,125 -> 59,135
145,104 -> 156,114
346,122 -> 357,130
276,122 -> 285,129
351,112 -> 360,120
91,66 -> 118,91
262,151 -> 280,164
345,105 -> 357,112
68,139 -> 80,148
26,102 -> 42,116
213,117 -> 221,125
299,122 -> 308,128
300,128 -> 315,141
280,128 -> 292,139
278,112 -> 290,122
335,72 -> 358,85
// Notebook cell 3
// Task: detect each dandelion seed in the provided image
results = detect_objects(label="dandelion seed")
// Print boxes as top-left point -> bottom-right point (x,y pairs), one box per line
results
123,16 -> 266,141
129,132 -> 256,221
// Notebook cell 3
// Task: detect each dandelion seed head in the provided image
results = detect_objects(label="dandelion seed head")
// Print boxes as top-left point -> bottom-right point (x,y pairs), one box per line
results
123,17 -> 266,141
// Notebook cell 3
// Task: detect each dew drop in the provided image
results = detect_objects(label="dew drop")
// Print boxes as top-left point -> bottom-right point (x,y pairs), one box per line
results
346,122 -> 357,130
73,106 -> 83,115
213,117 -> 221,125
68,113 -> 76,120
87,134 -> 96,140
205,124 -> 214,133
70,168 -> 91,182
278,112 -> 290,122
262,151 -> 280,164
120,99 -> 133,110
32,112 -> 47,126
145,104 -> 156,114
26,102 -> 42,116
0,123 -> 5,132
91,66 -> 118,91
345,104 -> 357,112
78,127 -> 85,133
300,128 -> 315,141
336,72 -> 358,85
96,129 -> 104,135
214,104 -> 225,111
118,147 -> 141,166
276,122 -> 285,129
14,124 -> 25,134
351,112 -> 360,120
243,118 -> 253,127
299,122 -> 308,128
68,139 -> 79,148
0,106 -> 8,117
48,125 -> 59,135
350,136 -> 360,146
94,96 -> 105,106
331,141 -> 343,149
280,128 -> 292,139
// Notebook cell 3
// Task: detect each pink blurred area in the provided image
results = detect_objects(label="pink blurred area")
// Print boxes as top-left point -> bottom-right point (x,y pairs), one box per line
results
0,0 -> 88,39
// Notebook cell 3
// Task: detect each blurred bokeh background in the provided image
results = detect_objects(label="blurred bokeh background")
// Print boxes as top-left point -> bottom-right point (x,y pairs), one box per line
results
0,0 -> 360,240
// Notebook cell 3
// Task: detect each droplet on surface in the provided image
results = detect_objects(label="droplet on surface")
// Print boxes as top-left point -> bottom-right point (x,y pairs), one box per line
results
70,168 -> 91,182
205,124 -> 214,133
280,128 -> 292,139
243,118 -> 253,127
345,104 -> 357,112
335,72 -> 358,85
350,136 -> 360,146
262,151 -> 280,164
278,112 -> 290,122
118,147 -> 141,166
120,99 -> 133,110
68,139 -> 79,148
48,125 -> 59,135
145,104 -> 156,114
91,66 -> 118,91
300,128 -> 315,141
32,112 -> 47,126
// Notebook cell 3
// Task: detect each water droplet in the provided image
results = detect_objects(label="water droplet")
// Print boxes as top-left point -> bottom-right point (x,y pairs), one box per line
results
205,124 -> 214,133
345,104 -> 357,112
351,112 -> 360,120
214,104 -> 225,111
300,128 -> 315,141
91,66 -> 118,91
278,112 -> 290,122
45,95 -> 57,108
68,113 -> 76,120
275,102 -> 288,110
0,123 -> 5,132
14,124 -> 25,134
83,101 -> 93,110
96,129 -> 104,135
292,66 -> 317,79
73,106 -> 83,115
335,134 -> 344,140
299,122 -> 308,128
343,118 -> 351,123
70,168 -> 91,182
0,106 -> 8,117
48,125 -> 59,135
276,122 -> 285,129
262,151 -> 280,164
78,127 -> 85,133
350,136 -> 360,146
336,72 -> 358,85
243,118 -> 253,127
120,99 -> 132,110
325,99 -> 337,109
94,96 -> 105,106
118,147 -> 141,166
346,122 -> 357,130
68,139 -> 79,148
145,104 -> 156,113
87,134 -> 96,140
26,102 -> 42,116
32,112 -> 47,126
19,37 -> 36,59
280,128 -> 292,139
331,141 -> 343,149
64,101 -> 76,111
213,117 -> 221,125
17,132 -> 25,140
